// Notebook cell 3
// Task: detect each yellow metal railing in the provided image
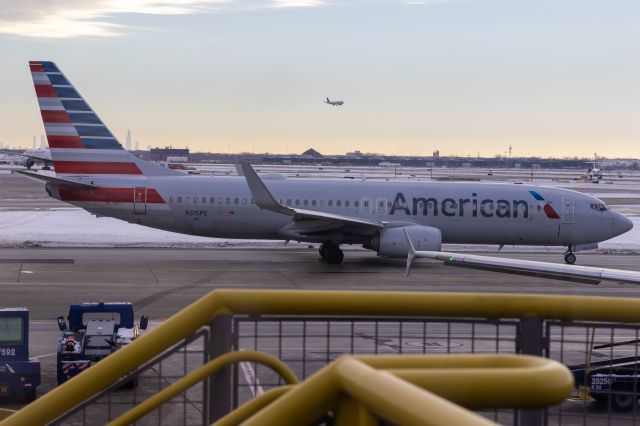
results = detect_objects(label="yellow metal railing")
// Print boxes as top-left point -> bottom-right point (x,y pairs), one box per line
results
4,289 -> 640,425
106,353 -> 572,426
231,354 -> 571,426
105,351 -> 298,426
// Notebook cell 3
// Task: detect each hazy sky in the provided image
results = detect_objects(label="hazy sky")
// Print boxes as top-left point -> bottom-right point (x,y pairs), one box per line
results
1,0 -> 638,157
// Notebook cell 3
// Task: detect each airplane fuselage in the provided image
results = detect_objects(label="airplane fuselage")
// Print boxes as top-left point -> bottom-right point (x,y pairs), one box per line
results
46,175 -> 628,247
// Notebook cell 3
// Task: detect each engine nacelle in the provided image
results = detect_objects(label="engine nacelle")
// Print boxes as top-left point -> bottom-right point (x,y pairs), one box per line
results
373,225 -> 442,258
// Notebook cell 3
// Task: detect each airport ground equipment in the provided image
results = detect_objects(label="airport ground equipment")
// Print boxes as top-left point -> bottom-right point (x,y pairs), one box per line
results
7,289 -> 640,425
55,301 -> 148,384
569,334 -> 640,411
0,308 -> 40,402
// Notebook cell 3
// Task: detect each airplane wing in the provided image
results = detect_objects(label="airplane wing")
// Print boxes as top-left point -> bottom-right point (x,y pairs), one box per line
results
240,162 -> 383,236
404,230 -> 640,285
12,170 -> 97,189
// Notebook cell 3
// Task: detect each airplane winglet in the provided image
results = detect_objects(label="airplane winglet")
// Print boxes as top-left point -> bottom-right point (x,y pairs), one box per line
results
239,162 -> 291,215
404,229 -> 417,276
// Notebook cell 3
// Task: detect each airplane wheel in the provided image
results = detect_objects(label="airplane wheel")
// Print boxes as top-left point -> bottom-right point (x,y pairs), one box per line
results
564,252 -> 576,265
323,244 -> 344,264
319,242 -> 330,259
26,159 -> 34,169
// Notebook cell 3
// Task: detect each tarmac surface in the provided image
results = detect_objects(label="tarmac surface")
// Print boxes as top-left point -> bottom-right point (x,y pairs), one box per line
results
2,166 -> 640,423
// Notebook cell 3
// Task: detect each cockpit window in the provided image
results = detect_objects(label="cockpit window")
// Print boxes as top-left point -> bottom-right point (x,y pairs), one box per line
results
590,203 -> 608,212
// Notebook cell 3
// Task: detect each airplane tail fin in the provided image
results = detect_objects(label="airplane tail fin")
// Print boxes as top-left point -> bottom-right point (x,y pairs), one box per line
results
326,97 -> 330,103
28,61 -> 180,178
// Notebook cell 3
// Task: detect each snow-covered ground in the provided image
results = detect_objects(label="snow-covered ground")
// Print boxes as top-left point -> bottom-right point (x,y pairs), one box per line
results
1,207 -> 638,252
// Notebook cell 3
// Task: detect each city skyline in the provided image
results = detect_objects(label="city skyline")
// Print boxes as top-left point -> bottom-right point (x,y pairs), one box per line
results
1,0 -> 638,158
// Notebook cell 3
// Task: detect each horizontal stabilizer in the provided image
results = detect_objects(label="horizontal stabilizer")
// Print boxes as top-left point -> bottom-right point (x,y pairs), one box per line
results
12,170 -> 97,189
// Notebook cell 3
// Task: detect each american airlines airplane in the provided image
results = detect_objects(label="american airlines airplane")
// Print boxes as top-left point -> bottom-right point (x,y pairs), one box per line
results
17,61 -> 639,285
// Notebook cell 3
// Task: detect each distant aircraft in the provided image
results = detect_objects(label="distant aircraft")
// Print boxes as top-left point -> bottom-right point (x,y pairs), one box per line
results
0,148 -> 52,170
587,160 -> 604,183
325,97 -> 344,106
17,61 -> 640,285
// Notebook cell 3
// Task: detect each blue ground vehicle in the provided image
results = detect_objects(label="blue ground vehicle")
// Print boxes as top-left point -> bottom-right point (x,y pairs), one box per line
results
0,308 -> 41,402
56,301 -> 147,384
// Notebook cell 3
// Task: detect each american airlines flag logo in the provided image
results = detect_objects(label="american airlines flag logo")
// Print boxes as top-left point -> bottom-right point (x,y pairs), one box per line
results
224,210 -> 235,216
528,191 -> 560,219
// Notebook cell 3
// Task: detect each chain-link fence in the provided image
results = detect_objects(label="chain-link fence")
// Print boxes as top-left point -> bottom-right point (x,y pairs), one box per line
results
50,314 -> 640,425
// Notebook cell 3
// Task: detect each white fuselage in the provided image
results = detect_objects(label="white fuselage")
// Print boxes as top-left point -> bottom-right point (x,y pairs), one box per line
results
47,175 -> 631,247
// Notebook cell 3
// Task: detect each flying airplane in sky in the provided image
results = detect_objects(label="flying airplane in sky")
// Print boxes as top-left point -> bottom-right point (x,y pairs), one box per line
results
325,97 -> 344,106
17,61 -> 638,285
0,148 -> 52,169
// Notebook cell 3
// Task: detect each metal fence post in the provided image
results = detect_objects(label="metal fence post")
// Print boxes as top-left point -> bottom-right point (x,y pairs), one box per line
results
518,316 -> 545,426
208,315 -> 233,423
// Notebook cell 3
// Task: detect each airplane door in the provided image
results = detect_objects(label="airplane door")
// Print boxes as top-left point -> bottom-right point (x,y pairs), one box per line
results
134,187 -> 147,215
361,198 -> 372,215
562,197 -> 574,224
376,198 -> 387,215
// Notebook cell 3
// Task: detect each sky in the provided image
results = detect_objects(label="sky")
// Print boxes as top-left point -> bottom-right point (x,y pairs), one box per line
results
0,0 -> 638,158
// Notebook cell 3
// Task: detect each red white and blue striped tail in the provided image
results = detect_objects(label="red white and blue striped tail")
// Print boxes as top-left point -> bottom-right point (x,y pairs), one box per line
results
29,61 -> 179,178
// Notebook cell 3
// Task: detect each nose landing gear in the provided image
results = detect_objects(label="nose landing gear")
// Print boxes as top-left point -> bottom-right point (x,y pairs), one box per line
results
564,248 -> 576,265
319,242 -> 344,264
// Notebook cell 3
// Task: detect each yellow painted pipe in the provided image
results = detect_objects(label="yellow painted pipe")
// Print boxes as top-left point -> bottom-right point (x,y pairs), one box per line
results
5,289 -> 640,425
335,357 -> 497,426
334,396 -> 378,426
106,351 -> 298,426
211,385 -> 293,426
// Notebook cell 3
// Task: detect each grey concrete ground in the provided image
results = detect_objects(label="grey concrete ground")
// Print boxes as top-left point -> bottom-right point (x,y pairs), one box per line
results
1,168 -> 640,424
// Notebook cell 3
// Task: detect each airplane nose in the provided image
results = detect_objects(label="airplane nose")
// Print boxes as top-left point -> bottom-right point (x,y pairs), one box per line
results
613,212 -> 633,236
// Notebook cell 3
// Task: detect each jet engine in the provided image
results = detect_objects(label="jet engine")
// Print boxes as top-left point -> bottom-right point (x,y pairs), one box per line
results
370,225 -> 442,258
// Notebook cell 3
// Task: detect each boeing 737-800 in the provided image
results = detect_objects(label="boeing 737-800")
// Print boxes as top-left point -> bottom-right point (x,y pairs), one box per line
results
17,61 -> 639,285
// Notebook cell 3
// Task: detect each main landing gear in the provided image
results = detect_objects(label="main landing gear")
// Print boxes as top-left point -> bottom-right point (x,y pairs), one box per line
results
319,242 -> 344,264
564,247 -> 576,265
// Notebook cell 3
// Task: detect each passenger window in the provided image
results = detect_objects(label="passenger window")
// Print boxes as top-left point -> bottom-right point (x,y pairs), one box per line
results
287,199 -> 292,206
345,200 -> 350,207
169,196 -> 175,203
251,199 -> 255,204
320,200 -> 325,207
387,201 -> 392,208
379,201 -> 384,208
312,200 -> 317,207
304,200 -> 309,206
193,197 -> 198,204
202,197 -> 207,204
337,200 -> 342,207
328,200 -> 333,207
177,196 -> 183,203
210,197 -> 215,204
185,196 -> 192,204
364,200 -> 369,207
242,198 -> 247,205
295,200 -> 300,206
355,200 -> 360,207
226,197 -> 231,204
234,198 -> 239,205
218,197 -> 223,204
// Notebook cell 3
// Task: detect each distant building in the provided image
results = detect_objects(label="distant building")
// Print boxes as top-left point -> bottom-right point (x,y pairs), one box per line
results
148,147 -> 190,162
302,148 -> 322,158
